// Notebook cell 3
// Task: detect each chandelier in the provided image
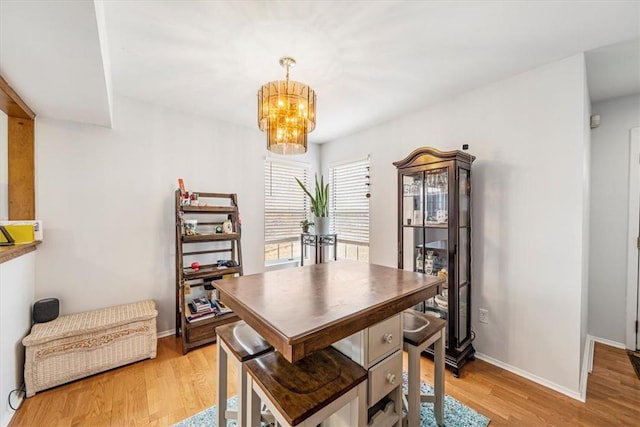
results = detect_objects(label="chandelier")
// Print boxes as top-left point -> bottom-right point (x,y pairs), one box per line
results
258,57 -> 316,155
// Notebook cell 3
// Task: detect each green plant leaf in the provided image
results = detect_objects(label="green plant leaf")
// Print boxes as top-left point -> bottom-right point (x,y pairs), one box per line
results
295,174 -> 329,217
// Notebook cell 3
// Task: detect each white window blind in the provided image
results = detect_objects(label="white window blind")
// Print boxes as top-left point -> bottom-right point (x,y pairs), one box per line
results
329,159 -> 370,245
265,159 -> 309,244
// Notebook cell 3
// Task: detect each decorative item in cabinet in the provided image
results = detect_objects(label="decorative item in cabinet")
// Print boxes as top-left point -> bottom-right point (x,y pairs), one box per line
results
394,146 -> 475,377
175,189 -> 243,354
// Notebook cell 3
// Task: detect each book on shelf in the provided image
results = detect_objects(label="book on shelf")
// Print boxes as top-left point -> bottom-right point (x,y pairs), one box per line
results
186,311 -> 217,323
191,296 -> 212,312
213,299 -> 232,315
188,302 -> 215,316
185,299 -> 218,323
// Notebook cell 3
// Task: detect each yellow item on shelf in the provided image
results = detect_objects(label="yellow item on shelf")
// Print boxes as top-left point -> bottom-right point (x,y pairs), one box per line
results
1,224 -> 35,243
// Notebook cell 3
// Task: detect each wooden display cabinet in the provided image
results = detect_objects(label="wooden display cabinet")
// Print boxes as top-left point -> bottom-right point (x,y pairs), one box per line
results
394,147 -> 475,376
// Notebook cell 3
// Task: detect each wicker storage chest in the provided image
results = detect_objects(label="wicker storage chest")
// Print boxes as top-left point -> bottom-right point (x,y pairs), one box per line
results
22,300 -> 157,397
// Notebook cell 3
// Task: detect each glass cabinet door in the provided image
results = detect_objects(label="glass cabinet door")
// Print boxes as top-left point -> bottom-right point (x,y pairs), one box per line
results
401,167 -> 449,322
421,167 -> 449,322
457,168 -> 471,345
402,172 -> 422,274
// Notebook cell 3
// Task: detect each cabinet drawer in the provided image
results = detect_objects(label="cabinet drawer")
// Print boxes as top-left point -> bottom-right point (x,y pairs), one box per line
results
367,314 -> 401,366
187,323 -> 215,343
368,350 -> 402,406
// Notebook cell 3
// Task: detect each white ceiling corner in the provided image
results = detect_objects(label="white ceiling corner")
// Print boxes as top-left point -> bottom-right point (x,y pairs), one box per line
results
0,0 -> 113,127
586,38 -> 640,103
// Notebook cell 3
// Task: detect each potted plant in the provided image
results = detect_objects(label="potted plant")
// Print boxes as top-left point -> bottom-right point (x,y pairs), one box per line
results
295,174 -> 330,234
300,219 -> 314,233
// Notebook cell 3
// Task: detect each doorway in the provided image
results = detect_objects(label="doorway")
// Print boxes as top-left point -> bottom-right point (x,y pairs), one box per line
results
627,127 -> 640,351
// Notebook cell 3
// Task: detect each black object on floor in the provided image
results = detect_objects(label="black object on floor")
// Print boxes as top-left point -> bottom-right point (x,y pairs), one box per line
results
629,352 -> 640,380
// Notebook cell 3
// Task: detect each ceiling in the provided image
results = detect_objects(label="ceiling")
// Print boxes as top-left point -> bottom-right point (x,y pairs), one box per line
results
1,1 -> 639,141
585,38 -> 640,103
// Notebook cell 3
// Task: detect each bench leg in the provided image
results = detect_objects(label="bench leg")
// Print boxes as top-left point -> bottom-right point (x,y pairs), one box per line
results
237,361 -> 247,426
247,375 -> 265,427
407,344 -> 421,427
216,338 -> 227,427
434,332 -> 445,427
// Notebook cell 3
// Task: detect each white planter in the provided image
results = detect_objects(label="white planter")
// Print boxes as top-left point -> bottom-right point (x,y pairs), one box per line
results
314,217 -> 330,235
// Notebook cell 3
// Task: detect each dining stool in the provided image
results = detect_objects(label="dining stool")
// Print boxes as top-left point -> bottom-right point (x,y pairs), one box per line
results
402,309 -> 446,427
216,320 -> 273,427
245,346 -> 368,427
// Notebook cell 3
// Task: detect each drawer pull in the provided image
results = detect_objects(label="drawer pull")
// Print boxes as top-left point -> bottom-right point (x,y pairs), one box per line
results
382,333 -> 393,343
386,373 -> 396,385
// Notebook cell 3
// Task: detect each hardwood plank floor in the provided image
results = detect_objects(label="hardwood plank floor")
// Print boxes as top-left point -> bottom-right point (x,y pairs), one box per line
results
8,339 -> 639,426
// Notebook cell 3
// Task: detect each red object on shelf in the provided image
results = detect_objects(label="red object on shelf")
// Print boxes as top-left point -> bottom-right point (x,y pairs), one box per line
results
191,262 -> 200,271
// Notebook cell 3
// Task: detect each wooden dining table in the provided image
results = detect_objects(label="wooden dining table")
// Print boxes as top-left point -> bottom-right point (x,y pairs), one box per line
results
214,260 -> 443,363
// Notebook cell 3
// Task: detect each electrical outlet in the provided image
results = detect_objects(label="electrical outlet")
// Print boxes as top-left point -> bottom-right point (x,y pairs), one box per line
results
479,308 -> 489,324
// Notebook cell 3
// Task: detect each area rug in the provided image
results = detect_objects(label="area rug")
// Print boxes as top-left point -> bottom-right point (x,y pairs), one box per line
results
629,351 -> 640,380
173,372 -> 490,427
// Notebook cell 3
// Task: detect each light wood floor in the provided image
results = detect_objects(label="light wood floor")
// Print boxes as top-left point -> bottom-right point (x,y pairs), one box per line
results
9,339 -> 640,426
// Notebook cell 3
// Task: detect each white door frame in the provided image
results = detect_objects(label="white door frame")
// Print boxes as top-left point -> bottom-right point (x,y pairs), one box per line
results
626,127 -> 640,350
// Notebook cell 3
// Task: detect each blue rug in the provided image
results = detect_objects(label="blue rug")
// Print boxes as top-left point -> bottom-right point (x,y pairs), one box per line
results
173,372 -> 490,426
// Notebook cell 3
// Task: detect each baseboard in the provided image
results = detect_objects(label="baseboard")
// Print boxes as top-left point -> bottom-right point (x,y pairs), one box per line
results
2,410 -> 17,427
2,411 -> 16,427
590,335 -> 626,350
2,384 -> 25,427
158,329 -> 175,339
475,352 -> 584,402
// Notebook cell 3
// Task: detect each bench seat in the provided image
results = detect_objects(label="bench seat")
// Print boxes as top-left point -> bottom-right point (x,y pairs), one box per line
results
22,300 -> 158,397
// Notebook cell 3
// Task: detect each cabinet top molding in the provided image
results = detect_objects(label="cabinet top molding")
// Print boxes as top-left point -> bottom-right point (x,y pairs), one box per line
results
393,147 -> 475,169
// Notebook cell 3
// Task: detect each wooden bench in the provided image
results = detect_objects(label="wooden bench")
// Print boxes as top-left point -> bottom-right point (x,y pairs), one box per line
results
402,309 -> 446,426
245,346 -> 368,426
22,300 -> 158,397
216,320 -> 273,426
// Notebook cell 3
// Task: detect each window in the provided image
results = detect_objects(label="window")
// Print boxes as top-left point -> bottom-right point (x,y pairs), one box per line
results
329,158 -> 370,262
264,159 -> 309,265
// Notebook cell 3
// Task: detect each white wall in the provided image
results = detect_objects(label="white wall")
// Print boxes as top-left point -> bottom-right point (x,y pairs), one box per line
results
579,66 -> 591,387
589,94 -> 640,344
0,110 -> 7,219
321,54 -> 589,396
0,252 -> 35,427
35,96 -> 320,335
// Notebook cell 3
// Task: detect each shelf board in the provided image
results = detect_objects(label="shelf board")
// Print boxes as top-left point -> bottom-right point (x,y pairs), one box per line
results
182,233 -> 240,243
417,240 -> 448,250
184,311 -> 239,327
180,205 -> 237,214
184,265 -> 241,281
402,223 -> 447,229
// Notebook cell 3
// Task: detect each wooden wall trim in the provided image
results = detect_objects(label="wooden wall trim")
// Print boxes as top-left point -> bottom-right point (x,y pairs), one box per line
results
1,75 -> 36,220
0,75 -> 35,120
8,117 -> 35,220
